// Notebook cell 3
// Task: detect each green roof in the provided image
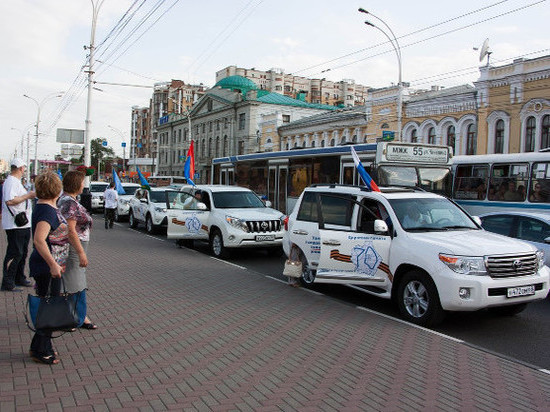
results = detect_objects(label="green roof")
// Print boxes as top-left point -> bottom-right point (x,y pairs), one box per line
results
256,92 -> 337,110
215,75 -> 258,92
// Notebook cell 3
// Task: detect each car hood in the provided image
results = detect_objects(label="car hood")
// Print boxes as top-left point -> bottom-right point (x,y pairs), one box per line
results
221,208 -> 283,220
408,229 -> 537,256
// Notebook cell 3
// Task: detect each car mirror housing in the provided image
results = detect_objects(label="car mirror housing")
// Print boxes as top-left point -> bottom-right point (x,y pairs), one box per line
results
374,219 -> 389,234
264,200 -> 272,208
544,236 -> 550,244
197,202 -> 208,211
471,216 -> 482,226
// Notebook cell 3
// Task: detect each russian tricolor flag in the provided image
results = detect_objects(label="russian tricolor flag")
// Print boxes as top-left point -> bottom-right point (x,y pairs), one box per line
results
351,146 -> 380,192
184,140 -> 195,186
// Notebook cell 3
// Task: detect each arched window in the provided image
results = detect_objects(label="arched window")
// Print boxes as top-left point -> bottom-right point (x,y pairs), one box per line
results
208,137 -> 212,157
428,127 -> 435,144
466,124 -> 476,155
311,141 -> 316,147
381,123 -> 389,129
411,129 -> 417,143
495,119 -> 505,154
525,116 -> 536,152
541,115 -> 550,150
352,134 -> 357,143
330,138 -> 335,146
215,137 -> 220,158
223,135 -> 228,156
200,139 -> 205,158
321,140 -> 325,147
447,125 -> 456,153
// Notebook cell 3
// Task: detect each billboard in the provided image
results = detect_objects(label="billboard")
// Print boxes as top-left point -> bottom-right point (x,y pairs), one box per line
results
56,128 -> 85,144
60,144 -> 84,157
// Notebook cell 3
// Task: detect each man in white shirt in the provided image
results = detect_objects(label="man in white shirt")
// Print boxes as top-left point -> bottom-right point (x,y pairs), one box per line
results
2,158 -> 36,291
103,182 -> 118,229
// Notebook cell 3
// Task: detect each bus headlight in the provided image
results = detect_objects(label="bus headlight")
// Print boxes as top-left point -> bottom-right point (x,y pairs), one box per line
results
226,215 -> 249,232
439,254 -> 487,276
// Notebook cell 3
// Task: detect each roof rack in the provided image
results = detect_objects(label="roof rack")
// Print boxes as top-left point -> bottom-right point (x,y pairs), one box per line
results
309,183 -> 420,193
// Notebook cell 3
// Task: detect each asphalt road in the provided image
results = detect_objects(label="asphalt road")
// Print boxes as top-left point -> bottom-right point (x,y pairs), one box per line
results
122,220 -> 550,371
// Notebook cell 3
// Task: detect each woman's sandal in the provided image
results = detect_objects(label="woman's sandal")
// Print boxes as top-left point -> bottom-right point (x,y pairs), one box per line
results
30,353 -> 59,365
80,322 -> 98,330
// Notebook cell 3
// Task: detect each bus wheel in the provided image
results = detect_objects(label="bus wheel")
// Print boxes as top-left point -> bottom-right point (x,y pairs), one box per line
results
397,270 -> 445,327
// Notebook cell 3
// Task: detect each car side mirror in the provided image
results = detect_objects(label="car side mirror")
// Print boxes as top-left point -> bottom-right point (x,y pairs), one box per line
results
197,202 -> 208,211
264,200 -> 272,208
374,219 -> 389,234
140,198 -> 147,203
471,216 -> 482,226
544,236 -> 550,244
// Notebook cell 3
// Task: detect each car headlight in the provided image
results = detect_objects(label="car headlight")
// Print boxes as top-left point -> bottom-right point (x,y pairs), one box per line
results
536,250 -> 545,271
439,254 -> 488,276
226,215 -> 249,232
154,207 -> 166,213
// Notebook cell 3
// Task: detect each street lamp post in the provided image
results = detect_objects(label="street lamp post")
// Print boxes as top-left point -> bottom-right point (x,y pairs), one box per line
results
108,125 -> 127,174
359,8 -> 403,141
23,92 -> 63,175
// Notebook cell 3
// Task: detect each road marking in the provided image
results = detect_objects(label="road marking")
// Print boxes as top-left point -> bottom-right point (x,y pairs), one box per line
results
355,306 -> 464,343
539,369 -> 550,375
265,276 -> 286,284
145,234 -> 165,241
210,257 -> 246,270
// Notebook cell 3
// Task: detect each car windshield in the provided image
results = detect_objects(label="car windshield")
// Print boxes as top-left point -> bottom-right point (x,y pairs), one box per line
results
149,190 -> 168,203
212,191 -> 266,208
90,183 -> 108,192
122,186 -> 139,195
389,197 -> 479,232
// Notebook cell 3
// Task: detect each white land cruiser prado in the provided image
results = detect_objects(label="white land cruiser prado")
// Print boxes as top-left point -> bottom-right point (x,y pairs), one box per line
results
283,184 -> 550,326
165,185 -> 285,258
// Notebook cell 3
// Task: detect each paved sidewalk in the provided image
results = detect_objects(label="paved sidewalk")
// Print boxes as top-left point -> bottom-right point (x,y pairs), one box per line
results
1,219 -> 549,411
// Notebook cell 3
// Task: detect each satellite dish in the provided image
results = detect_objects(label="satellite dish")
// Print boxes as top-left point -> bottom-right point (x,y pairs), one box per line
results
478,38 -> 491,64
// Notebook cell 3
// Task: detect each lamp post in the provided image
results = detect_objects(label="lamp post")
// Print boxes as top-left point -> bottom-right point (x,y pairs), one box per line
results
23,92 -> 64,175
359,8 -> 403,141
108,125 -> 127,173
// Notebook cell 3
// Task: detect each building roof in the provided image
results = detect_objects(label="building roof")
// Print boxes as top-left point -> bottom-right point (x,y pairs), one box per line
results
255,92 -> 337,110
214,75 -> 258,92
279,105 -> 366,130
407,84 -> 476,102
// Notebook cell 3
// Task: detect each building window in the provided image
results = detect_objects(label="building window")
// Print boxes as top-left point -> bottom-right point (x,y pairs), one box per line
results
223,135 -> 228,156
466,124 -> 477,155
238,113 -> 246,130
428,127 -> 435,144
321,140 -> 325,147
525,116 -> 536,152
208,138 -> 212,157
202,123 -> 205,133
495,119 -> 504,154
215,137 -> 220,157
238,141 -> 244,155
282,115 -> 290,123
447,125 -> 455,153
411,129 -> 417,143
224,118 -> 228,129
381,123 -> 389,129
330,138 -> 335,146
542,115 -> 550,150
352,135 -> 357,143
216,120 -> 220,130
209,122 -> 212,132
207,100 -> 213,112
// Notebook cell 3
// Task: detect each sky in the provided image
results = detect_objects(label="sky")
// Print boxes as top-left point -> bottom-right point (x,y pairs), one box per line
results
1,0 -> 549,162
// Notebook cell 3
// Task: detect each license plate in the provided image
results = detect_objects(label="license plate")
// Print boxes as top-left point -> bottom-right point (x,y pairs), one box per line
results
255,235 -> 275,241
507,285 -> 535,298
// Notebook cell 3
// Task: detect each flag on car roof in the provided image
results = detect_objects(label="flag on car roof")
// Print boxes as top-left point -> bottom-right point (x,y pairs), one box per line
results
137,166 -> 150,190
112,167 -> 126,195
184,140 -> 196,186
56,169 -> 63,181
351,146 -> 380,192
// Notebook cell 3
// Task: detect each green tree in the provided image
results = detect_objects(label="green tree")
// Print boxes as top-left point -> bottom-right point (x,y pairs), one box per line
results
78,138 -> 116,180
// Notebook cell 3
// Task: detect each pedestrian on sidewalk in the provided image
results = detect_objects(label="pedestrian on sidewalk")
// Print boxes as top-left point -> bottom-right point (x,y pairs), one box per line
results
28,170 -> 68,365
58,171 -> 98,330
103,181 -> 118,229
1,158 -> 35,292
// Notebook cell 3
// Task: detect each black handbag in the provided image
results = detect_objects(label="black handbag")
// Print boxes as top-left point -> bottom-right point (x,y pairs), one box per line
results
26,278 -> 84,332
6,200 -> 29,227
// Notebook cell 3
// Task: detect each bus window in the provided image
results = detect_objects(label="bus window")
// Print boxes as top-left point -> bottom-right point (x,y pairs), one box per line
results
453,165 -> 488,200
529,162 -> 550,202
289,161 -> 311,197
489,163 -> 528,202
377,165 -> 417,187
418,167 -> 453,196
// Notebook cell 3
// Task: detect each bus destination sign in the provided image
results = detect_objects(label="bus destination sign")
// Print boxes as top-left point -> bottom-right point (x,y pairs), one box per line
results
385,143 -> 449,164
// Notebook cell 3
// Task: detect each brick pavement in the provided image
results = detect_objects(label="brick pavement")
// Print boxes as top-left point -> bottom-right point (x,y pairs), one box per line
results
1,217 -> 549,411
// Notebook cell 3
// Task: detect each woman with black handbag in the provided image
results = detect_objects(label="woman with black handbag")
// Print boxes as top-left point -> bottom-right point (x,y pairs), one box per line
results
28,170 -> 69,365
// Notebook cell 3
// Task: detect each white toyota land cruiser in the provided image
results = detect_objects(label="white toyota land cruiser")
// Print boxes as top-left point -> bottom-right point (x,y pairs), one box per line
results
283,184 -> 549,326
166,185 -> 285,258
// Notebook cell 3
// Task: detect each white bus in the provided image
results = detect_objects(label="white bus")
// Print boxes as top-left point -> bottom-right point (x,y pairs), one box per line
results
212,142 -> 453,214
452,152 -> 550,216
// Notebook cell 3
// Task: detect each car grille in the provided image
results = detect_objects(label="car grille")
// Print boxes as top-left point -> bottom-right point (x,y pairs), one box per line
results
486,253 -> 538,278
246,220 -> 281,233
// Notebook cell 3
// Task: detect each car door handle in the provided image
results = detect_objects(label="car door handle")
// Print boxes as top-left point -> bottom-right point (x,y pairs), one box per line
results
322,239 -> 341,246
292,229 -> 308,235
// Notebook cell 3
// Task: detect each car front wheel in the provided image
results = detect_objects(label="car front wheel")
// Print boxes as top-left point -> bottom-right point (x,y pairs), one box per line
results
210,229 -> 228,258
397,270 -> 444,327
146,215 -> 155,234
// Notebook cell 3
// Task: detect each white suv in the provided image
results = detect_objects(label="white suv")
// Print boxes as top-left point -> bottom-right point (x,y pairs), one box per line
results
115,183 -> 141,221
89,181 -> 109,212
166,185 -> 285,258
284,184 -> 550,326
128,187 -> 170,233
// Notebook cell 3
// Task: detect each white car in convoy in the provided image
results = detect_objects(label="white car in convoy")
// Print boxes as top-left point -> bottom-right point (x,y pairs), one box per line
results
115,183 -> 141,221
283,184 -> 550,326
128,187 -> 170,233
89,181 -> 109,213
165,185 -> 285,258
